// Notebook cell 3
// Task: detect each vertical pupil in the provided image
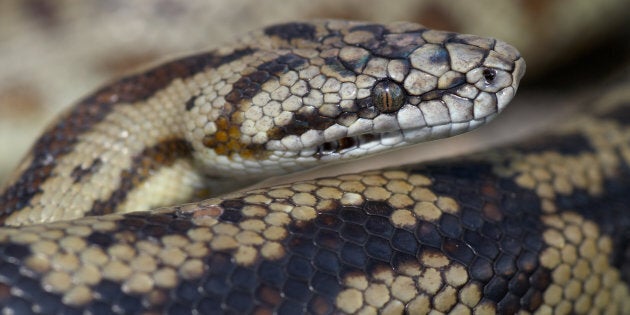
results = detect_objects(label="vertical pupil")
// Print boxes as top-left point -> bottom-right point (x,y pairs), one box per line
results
373,80 -> 405,113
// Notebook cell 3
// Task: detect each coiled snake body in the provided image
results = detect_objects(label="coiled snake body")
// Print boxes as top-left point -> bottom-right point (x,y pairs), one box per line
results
0,20 -> 627,314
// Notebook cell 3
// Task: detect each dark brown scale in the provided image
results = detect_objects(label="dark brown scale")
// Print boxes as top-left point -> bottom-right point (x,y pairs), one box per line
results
267,107 -> 335,141
184,95 -> 198,110
334,55 -> 368,74
323,57 -> 358,77
348,24 -> 387,37
263,22 -> 317,41
337,137 -> 356,151
358,106 -> 379,119
86,231 -> 115,248
376,34 -> 427,58
346,24 -> 387,51
336,112 -> 359,128
318,141 -> 337,154
70,158 -> 103,184
293,110 -> 335,132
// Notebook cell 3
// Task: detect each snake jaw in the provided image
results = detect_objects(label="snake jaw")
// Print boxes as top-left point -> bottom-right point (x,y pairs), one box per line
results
261,32 -> 526,165
301,113 -> 499,160
310,134 -> 376,157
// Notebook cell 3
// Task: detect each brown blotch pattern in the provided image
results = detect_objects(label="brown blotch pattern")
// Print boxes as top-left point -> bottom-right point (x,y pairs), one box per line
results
89,139 -> 192,216
0,159 -> 628,313
0,47 -> 256,221
201,109 -> 267,160
70,158 -> 103,184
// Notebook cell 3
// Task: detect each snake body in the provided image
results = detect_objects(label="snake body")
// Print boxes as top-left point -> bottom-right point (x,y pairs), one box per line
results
1,20 -> 625,314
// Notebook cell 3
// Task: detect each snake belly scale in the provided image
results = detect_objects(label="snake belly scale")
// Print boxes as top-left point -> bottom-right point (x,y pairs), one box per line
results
10,19 -> 618,314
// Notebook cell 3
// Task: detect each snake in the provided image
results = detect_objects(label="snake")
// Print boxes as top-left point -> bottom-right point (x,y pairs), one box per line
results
0,19 -> 626,314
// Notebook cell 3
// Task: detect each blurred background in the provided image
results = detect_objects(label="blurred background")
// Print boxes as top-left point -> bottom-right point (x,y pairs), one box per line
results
0,0 -> 629,185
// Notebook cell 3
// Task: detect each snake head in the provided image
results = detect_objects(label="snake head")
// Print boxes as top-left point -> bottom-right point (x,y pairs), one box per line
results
189,20 -> 525,176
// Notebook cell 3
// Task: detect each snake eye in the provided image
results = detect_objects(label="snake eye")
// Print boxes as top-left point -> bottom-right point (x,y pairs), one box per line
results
372,80 -> 406,113
482,68 -> 497,83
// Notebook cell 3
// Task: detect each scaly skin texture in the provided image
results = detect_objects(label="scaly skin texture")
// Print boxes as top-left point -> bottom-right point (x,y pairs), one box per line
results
0,20 -> 523,226
0,21 -> 533,313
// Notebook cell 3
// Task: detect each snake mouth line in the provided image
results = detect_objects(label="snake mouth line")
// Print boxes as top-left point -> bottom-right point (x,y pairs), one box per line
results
311,127 -> 424,157
309,115 -> 495,158
314,134 -> 378,156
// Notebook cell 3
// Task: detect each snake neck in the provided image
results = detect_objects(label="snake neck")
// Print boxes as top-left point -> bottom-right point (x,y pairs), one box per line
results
0,46 -> 267,226
0,90 -> 201,225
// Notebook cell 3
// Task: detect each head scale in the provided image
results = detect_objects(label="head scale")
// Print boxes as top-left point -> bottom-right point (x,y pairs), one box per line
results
186,20 -> 525,177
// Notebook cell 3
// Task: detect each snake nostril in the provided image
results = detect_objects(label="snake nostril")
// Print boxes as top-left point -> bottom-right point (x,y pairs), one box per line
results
483,68 -> 497,83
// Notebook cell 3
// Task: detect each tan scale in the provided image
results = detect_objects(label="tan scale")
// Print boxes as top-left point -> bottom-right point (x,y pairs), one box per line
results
536,212 -> 630,314
335,255 -> 486,314
123,273 -> 154,294
62,285 -> 92,307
